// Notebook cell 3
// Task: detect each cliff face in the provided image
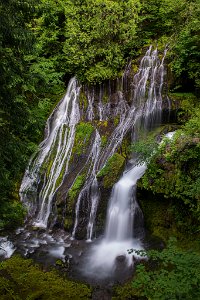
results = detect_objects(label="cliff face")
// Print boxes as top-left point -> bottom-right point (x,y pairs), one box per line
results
20,47 -> 173,240
20,73 -> 135,239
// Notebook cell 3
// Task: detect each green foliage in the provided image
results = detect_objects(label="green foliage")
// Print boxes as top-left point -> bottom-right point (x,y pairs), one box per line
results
138,0 -> 187,41
0,255 -> 91,299
169,92 -> 197,123
184,109 -> 200,137
137,0 -> 200,92
73,122 -> 94,155
112,281 -> 138,300
171,0 -> 200,90
140,124 -> 200,221
0,0 -> 64,230
131,136 -> 159,164
0,201 -> 25,231
0,0 -> 39,229
97,153 -> 125,188
68,175 -> 86,210
132,238 -> 200,300
34,0 -> 141,83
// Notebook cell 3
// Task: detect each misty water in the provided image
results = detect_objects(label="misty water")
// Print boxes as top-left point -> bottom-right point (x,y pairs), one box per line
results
0,46 -> 171,284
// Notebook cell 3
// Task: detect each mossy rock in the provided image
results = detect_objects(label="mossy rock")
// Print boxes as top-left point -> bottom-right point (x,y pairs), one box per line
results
97,153 -> 125,188
138,188 -> 200,251
67,174 -> 86,213
72,122 -> 94,156
79,90 -> 88,110
101,135 -> 108,148
0,255 -> 91,299
64,217 -> 73,231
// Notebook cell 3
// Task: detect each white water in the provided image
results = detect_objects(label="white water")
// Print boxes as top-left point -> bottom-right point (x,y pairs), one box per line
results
72,129 -> 101,239
0,237 -> 15,258
34,79 -> 80,228
20,78 -> 81,228
84,46 -> 167,278
84,163 -> 147,278
19,46 -> 168,245
105,163 -> 146,241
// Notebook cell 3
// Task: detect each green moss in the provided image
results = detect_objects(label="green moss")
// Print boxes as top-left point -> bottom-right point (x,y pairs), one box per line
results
55,164 -> 66,189
79,91 -> 88,110
119,136 -> 130,158
114,116 -> 120,127
132,63 -> 139,74
72,122 -> 94,156
64,217 -> 73,231
97,153 -> 125,188
102,95 -> 109,104
0,255 -> 91,299
56,259 -> 64,267
101,135 -> 108,148
112,282 -> 138,300
68,174 -> 86,213
98,120 -> 108,128
46,159 -> 54,178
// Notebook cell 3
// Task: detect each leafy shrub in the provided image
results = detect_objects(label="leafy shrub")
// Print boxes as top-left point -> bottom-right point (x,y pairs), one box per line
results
132,238 -> 200,300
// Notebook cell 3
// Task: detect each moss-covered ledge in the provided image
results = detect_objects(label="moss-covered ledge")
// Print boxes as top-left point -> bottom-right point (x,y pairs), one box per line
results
97,153 -> 125,188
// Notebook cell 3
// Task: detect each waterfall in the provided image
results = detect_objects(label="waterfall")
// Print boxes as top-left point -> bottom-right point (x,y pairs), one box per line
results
105,163 -> 146,242
71,129 -> 101,239
20,78 -> 81,227
19,46 -> 167,244
82,46 -> 167,279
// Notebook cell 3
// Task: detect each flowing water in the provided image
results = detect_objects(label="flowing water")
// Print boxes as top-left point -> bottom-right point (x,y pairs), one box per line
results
3,46 -> 171,282
81,46 -> 168,279
20,78 -> 81,227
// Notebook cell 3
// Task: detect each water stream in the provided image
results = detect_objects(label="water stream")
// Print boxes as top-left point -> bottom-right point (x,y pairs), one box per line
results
1,46 -> 171,283
80,46 -> 168,279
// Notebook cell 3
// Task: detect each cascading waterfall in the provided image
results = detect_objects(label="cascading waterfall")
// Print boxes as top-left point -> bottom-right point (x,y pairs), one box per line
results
82,47 -> 168,279
20,78 -> 81,227
19,46 -> 167,248
71,129 -> 101,240
104,163 -> 146,242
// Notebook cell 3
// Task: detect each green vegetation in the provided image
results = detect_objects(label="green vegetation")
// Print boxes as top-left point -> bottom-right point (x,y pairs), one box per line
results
101,135 -> 108,148
132,238 -> 200,300
97,153 -> 125,188
72,122 -> 94,156
113,239 -> 200,300
1,0 -> 200,230
0,255 -> 91,299
0,1 -> 200,298
0,0 -> 64,230
139,128 -> 200,223
68,174 -> 86,212
36,0 -> 140,83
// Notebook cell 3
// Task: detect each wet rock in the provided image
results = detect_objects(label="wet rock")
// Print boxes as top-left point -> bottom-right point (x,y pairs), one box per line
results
116,255 -> 126,263
92,287 -> 112,300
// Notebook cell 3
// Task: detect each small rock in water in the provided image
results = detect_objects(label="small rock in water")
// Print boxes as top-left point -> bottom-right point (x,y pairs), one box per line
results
116,255 -> 126,263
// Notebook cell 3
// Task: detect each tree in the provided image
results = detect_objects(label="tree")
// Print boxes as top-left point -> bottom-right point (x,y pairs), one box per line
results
0,0 -> 50,229
34,0 -> 141,83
